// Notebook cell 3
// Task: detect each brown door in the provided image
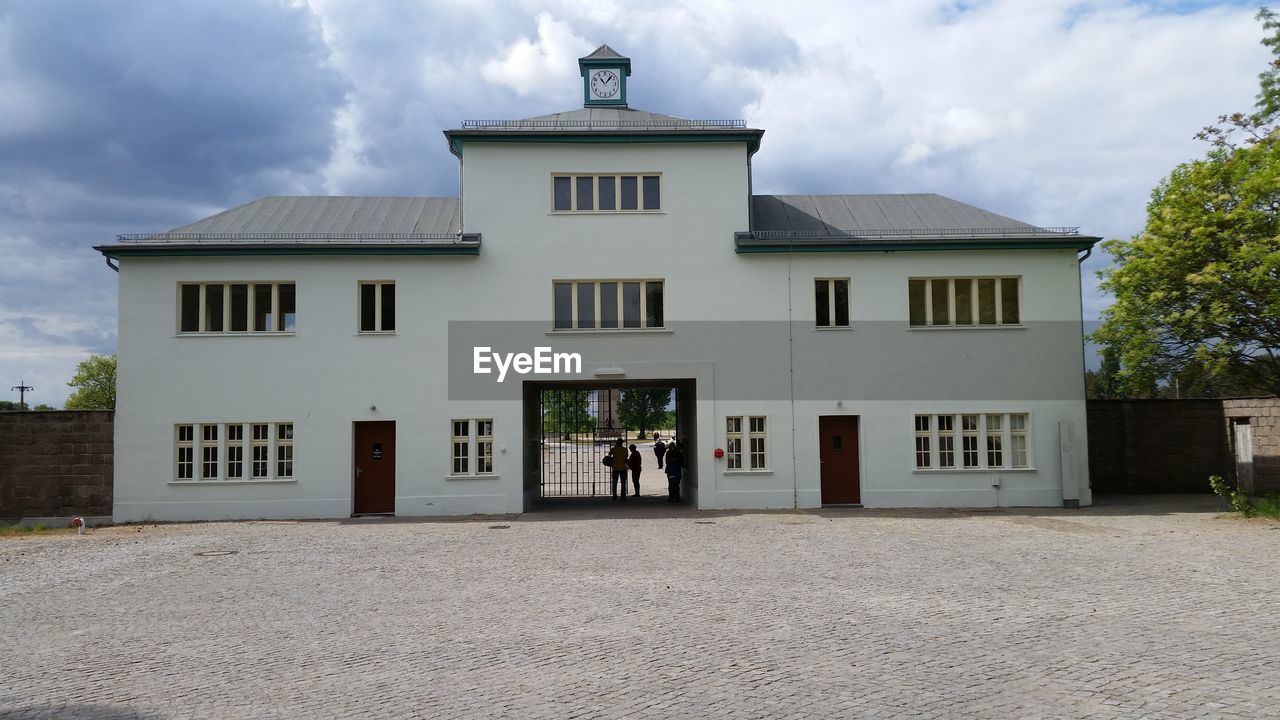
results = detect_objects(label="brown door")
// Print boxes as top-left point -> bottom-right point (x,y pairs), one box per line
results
820,416 -> 860,504
353,421 -> 396,514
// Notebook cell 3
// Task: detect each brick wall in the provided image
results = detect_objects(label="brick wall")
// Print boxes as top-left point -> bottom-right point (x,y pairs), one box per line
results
0,411 -> 113,521
1087,400 -> 1228,494
1223,398 -> 1280,496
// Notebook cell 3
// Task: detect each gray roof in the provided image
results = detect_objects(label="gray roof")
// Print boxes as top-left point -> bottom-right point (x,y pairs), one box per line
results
165,196 -> 459,237
456,106 -> 753,132
581,44 -> 627,61
741,194 -> 1098,249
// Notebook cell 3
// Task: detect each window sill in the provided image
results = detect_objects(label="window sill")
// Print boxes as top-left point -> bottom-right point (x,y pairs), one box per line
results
355,331 -> 397,336
723,470 -> 774,476
906,325 -> 1024,331
546,329 -> 672,336
814,326 -> 852,332
446,474 -> 501,481
911,468 -> 1037,474
174,332 -> 296,338
169,479 -> 298,485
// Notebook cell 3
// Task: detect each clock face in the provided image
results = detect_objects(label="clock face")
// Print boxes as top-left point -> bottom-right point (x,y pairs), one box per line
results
590,69 -> 620,99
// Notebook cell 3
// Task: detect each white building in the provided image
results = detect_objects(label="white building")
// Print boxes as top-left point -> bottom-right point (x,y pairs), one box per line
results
98,46 -> 1098,522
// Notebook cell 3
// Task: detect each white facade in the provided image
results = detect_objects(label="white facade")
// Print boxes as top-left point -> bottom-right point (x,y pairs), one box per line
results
102,49 -> 1096,522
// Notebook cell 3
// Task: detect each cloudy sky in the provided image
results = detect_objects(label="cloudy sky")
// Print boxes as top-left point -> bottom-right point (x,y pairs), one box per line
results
0,0 -> 1270,407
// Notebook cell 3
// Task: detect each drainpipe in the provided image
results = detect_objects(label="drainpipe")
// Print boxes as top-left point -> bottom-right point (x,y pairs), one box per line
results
105,257 -> 119,272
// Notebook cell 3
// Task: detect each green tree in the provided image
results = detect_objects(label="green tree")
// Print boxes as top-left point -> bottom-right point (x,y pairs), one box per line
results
618,389 -> 671,439
64,354 -> 117,410
32,404 -> 57,411
541,389 -> 593,434
0,400 -> 22,412
1093,9 -> 1280,396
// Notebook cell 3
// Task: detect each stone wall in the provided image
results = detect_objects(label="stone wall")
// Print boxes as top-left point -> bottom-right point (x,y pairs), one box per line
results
1223,398 -> 1280,496
1087,400 -> 1228,494
0,411 -> 113,521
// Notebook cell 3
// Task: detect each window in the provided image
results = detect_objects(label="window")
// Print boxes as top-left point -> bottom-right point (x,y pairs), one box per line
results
907,277 -> 1020,327
451,419 -> 495,476
359,282 -> 395,333
176,425 -> 194,480
276,423 -> 294,479
174,422 -> 293,482
251,423 -> 269,479
726,415 -> 768,471
551,173 -> 661,212
226,424 -> 244,480
913,413 -> 1031,470
201,425 -> 219,479
552,280 -> 664,330
816,278 -> 850,328
179,282 -> 296,334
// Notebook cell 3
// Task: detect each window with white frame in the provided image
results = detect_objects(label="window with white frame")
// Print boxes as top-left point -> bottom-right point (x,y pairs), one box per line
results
815,278 -> 850,328
226,424 -> 244,480
176,425 -> 194,480
908,277 -> 1020,327
450,418 -> 496,476
276,423 -> 294,479
726,415 -> 768,471
913,413 -> 1031,470
553,280 -> 663,330
358,282 -> 395,333
178,282 -> 296,334
552,173 -> 661,212
174,422 -> 294,481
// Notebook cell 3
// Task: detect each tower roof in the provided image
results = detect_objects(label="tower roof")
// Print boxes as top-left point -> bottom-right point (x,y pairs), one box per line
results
579,43 -> 631,75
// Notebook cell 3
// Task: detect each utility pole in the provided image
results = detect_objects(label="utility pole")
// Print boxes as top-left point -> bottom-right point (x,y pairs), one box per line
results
10,381 -> 33,411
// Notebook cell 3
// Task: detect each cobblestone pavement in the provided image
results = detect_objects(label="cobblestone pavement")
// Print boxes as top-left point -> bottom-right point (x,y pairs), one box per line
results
2,495 -> 1278,719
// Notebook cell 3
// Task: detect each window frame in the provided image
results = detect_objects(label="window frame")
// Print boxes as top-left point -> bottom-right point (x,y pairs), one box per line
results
551,279 -> 665,331
912,412 -> 1033,471
449,418 -> 497,478
177,282 -> 297,335
815,278 -> 851,329
550,173 -> 663,213
357,281 -> 396,334
725,414 -> 770,473
173,421 -> 295,483
907,276 -> 1021,329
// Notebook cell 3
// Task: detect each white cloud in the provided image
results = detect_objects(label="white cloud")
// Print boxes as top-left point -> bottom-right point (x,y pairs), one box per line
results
480,12 -> 593,99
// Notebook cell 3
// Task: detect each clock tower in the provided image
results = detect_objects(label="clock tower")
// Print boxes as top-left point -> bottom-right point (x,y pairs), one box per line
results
580,44 -> 631,108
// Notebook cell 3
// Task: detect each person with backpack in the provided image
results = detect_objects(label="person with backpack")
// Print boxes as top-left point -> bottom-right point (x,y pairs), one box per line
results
664,440 -> 684,503
608,438 -> 629,500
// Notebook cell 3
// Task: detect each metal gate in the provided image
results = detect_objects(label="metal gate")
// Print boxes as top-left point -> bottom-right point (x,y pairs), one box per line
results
539,386 -> 676,497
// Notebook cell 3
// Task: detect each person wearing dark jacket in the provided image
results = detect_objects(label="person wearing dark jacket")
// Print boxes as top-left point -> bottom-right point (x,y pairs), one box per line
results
652,432 -> 667,469
609,438 -> 629,500
628,444 -> 643,497
664,440 -> 684,502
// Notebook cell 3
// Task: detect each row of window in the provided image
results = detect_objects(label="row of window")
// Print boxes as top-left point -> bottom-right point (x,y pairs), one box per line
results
173,413 -> 1033,481
175,422 -> 294,481
552,173 -> 661,213
913,413 -> 1031,470
177,276 -> 1024,335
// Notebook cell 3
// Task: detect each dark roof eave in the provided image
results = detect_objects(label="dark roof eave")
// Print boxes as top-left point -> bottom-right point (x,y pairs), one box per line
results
444,129 -> 765,156
95,237 -> 481,259
733,234 -> 1101,254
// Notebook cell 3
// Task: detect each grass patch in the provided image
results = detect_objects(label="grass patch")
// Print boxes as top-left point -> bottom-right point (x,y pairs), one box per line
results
0,523 -> 76,536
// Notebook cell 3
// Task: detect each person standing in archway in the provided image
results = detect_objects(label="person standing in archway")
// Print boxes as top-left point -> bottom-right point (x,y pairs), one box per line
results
628,443 -> 643,498
664,440 -> 683,503
652,432 -> 667,469
610,438 -> 629,500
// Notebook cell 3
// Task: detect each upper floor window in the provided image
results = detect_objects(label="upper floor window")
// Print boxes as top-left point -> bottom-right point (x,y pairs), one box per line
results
554,280 -> 663,330
179,282 -> 295,334
358,282 -> 395,333
815,278 -> 850,328
908,277 -> 1020,327
552,173 -> 661,212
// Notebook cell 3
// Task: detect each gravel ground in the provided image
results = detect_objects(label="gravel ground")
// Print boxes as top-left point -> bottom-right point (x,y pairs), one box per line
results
1,495 -> 1278,719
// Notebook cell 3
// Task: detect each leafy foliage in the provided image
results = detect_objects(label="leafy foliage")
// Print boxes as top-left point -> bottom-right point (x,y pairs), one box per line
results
1093,9 -> 1280,397
541,389 -> 593,434
618,389 -> 671,438
64,354 -> 117,410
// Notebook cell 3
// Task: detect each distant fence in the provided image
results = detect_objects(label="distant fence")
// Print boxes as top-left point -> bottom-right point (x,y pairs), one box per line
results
0,411 -> 113,521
